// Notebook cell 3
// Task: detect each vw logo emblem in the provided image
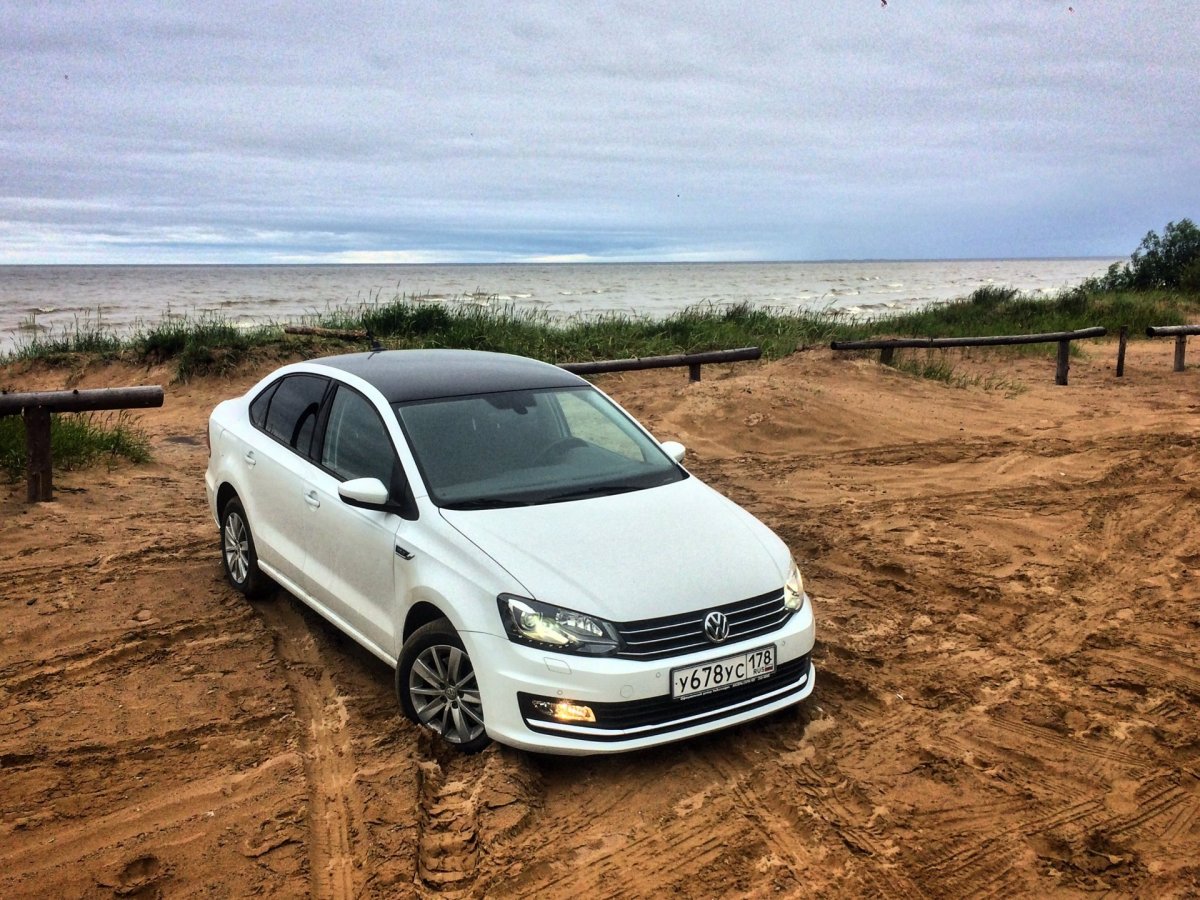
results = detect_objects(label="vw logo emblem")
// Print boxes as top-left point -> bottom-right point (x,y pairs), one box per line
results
703,611 -> 730,644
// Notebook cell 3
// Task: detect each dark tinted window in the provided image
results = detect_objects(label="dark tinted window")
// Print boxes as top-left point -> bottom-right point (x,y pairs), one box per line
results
262,374 -> 328,456
248,381 -> 278,429
321,386 -> 397,485
395,386 -> 683,507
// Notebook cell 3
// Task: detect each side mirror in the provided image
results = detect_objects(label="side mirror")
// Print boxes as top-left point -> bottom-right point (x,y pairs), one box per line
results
338,477 -> 391,509
660,440 -> 686,464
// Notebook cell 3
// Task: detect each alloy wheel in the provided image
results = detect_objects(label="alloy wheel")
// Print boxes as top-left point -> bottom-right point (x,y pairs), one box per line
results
408,644 -> 485,744
223,513 -> 250,584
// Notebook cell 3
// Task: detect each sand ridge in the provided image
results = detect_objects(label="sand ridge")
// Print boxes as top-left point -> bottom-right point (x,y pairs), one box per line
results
2,340 -> 1198,897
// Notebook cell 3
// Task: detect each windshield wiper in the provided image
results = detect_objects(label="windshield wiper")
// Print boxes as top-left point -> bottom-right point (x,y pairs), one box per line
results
537,483 -> 643,505
440,497 -> 534,510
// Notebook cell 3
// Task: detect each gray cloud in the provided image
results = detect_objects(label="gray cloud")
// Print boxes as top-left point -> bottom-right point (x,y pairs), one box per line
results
2,1 -> 1197,262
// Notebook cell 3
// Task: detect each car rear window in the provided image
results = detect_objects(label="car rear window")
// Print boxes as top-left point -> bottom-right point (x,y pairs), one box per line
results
248,381 -> 278,428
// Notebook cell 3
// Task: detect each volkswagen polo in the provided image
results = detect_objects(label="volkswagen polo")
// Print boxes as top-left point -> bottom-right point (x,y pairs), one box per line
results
205,349 -> 816,754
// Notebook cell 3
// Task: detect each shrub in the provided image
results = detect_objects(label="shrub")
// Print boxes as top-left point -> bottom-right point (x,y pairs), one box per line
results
1093,219 -> 1200,291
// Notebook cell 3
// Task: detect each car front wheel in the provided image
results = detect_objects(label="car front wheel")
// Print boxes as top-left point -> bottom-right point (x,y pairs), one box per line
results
397,619 -> 489,752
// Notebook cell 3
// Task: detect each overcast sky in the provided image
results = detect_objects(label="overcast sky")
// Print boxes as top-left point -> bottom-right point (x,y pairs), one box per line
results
2,2 -> 1197,264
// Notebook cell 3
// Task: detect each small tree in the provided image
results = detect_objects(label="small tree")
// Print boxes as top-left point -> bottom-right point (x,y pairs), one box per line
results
1098,219 -> 1200,291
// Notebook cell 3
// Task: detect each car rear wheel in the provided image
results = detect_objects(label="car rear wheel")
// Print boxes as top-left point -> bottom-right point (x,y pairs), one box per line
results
220,497 -> 271,598
397,619 -> 489,752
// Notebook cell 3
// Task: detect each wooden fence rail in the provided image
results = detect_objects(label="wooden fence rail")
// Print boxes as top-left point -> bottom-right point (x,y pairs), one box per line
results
559,346 -> 762,382
830,327 -> 1107,385
1145,325 -> 1200,372
0,386 -> 164,503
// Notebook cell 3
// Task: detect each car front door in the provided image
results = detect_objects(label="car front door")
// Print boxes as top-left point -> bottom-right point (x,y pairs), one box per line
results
302,384 -> 408,660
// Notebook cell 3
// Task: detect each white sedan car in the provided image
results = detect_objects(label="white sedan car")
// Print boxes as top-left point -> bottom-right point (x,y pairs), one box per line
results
205,349 -> 815,754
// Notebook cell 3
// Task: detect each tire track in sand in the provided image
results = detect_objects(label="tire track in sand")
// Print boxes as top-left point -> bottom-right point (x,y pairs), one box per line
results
418,745 -> 543,894
416,757 -> 481,892
700,744 -> 925,898
252,595 -> 367,900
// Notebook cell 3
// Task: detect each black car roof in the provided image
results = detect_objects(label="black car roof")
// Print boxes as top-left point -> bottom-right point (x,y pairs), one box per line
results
310,349 -> 587,403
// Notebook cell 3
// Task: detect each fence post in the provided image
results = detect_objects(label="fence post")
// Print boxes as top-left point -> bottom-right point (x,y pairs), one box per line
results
1175,335 -> 1187,372
23,407 -> 53,502
1055,340 -> 1070,386
1116,326 -> 1128,377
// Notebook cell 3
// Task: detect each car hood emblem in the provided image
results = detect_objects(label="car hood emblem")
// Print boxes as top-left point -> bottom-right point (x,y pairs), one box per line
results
703,611 -> 730,643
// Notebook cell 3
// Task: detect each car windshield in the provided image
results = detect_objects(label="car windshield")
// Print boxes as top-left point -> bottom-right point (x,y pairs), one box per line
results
394,386 -> 685,508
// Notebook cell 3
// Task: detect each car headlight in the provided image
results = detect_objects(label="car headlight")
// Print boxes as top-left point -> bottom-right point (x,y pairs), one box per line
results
783,559 -> 807,611
497,594 -> 621,656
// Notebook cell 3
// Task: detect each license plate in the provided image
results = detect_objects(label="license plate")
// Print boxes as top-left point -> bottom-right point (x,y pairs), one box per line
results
671,645 -> 777,700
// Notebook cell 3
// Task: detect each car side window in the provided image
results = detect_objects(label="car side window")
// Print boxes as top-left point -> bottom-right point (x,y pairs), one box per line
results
262,374 -> 328,457
321,385 -> 398,486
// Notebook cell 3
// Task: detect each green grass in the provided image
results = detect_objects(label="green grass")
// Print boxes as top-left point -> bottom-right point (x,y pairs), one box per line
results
310,297 -> 846,362
3,284 -> 1199,382
0,410 -> 151,481
12,313 -> 125,360
892,349 -> 1026,394
133,315 -> 283,380
846,284 -> 1198,340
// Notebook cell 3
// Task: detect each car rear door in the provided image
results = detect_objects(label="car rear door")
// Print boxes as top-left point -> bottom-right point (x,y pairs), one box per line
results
245,373 -> 331,589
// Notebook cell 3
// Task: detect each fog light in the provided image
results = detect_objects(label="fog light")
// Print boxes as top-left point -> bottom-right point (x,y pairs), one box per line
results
531,698 -> 596,723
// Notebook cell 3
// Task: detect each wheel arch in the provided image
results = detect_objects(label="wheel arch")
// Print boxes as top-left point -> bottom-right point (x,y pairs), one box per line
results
403,600 -> 453,644
216,481 -> 239,519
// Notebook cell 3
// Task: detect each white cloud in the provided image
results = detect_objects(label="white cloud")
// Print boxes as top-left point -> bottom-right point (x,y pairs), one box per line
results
1,1 -> 1197,262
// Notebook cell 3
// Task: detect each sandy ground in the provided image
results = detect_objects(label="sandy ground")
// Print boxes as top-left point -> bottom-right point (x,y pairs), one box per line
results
2,339 -> 1199,898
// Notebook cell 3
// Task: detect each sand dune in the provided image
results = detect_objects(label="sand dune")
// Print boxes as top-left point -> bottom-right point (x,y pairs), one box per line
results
2,339 -> 1198,897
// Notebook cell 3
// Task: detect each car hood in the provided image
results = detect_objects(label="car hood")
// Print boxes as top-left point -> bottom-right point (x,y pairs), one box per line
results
440,478 -> 788,622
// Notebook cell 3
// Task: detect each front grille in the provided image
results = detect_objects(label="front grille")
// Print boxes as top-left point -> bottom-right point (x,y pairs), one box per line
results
518,654 -> 811,742
614,589 -> 791,660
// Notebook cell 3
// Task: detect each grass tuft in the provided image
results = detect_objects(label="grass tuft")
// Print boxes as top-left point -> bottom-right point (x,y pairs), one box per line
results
11,314 -> 125,361
892,350 -> 1027,395
0,410 -> 151,481
134,315 -> 282,380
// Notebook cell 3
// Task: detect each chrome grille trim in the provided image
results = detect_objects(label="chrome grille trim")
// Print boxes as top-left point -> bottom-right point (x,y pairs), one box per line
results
614,589 -> 789,660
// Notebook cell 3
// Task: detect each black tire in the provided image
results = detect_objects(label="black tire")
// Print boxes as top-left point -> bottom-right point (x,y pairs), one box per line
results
220,497 -> 272,598
397,619 -> 490,753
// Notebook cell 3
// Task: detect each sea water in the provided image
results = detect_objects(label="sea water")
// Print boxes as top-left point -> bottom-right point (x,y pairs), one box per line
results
0,259 -> 1118,351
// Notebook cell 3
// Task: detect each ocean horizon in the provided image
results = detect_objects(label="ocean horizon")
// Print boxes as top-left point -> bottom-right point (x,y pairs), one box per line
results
0,258 -> 1120,351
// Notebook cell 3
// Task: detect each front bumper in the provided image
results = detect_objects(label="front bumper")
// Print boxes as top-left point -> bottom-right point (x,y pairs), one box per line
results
463,599 -> 816,755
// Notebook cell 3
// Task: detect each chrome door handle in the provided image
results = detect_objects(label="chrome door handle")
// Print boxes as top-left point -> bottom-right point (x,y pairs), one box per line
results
303,489 -> 320,509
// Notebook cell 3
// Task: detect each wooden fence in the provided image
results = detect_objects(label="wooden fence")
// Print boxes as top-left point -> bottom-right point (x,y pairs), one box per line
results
559,346 -> 762,382
830,327 -> 1107,385
0,386 -> 164,502
1145,325 -> 1200,372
